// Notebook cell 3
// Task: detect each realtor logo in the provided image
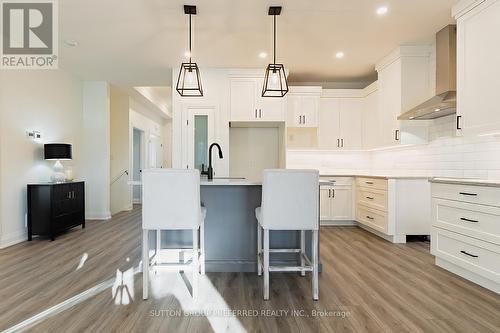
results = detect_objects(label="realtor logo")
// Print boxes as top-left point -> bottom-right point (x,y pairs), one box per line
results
1,0 -> 58,69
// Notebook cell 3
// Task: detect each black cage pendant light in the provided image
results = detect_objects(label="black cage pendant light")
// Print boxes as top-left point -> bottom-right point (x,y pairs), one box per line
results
262,6 -> 288,98
176,5 -> 203,97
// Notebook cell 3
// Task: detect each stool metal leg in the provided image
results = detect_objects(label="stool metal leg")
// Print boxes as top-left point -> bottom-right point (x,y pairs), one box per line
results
192,228 -> 199,299
200,221 -> 205,275
142,229 -> 149,300
312,229 -> 319,301
257,223 -> 262,276
300,230 -> 306,277
263,228 -> 269,300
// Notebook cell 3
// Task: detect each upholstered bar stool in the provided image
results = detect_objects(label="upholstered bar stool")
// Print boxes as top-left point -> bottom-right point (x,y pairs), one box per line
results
256,169 -> 320,300
142,169 -> 206,300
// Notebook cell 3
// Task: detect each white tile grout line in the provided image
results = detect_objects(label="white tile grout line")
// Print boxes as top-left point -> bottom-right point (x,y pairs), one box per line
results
2,267 -> 142,333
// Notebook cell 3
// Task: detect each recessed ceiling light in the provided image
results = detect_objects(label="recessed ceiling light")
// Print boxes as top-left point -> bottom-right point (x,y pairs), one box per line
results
259,52 -> 268,59
376,6 -> 388,16
434,108 -> 441,112
63,40 -> 78,47
335,51 -> 345,59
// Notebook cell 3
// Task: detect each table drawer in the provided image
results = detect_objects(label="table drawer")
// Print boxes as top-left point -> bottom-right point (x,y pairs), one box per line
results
356,205 -> 388,234
431,227 -> 500,284
357,188 -> 388,212
432,183 -> 500,207
356,177 -> 388,191
433,198 -> 500,245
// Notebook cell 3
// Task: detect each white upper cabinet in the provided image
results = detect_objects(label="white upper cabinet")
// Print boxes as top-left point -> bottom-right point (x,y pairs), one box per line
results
230,77 -> 285,122
362,83 -> 380,149
375,46 -> 432,147
454,0 -> 500,136
319,90 -> 364,150
286,87 -> 321,127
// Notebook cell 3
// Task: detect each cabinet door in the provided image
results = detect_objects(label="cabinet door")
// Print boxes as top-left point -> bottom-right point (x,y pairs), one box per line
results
363,89 -> 379,149
230,79 -> 257,121
286,95 -> 302,126
457,0 -> 500,136
320,187 -> 332,220
256,78 -> 285,121
378,62 -> 401,147
331,187 -> 353,220
300,96 -> 319,127
318,98 -> 341,149
339,98 -> 363,149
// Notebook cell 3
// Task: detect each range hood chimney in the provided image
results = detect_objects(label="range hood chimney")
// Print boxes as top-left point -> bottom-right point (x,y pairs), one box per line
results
399,25 -> 456,120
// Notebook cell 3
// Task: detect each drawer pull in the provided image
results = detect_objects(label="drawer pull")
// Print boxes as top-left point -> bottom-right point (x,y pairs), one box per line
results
460,217 -> 478,223
366,196 -> 374,200
365,181 -> 374,185
366,215 -> 374,220
459,192 -> 478,196
460,250 -> 478,258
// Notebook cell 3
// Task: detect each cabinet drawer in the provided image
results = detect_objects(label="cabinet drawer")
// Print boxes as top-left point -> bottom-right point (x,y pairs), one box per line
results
357,188 -> 387,212
356,205 -> 388,234
432,183 -> 500,207
433,198 -> 500,245
431,227 -> 500,284
356,177 -> 388,191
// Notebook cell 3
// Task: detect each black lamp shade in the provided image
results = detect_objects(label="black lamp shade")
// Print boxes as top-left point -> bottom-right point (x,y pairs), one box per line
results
262,63 -> 289,97
44,144 -> 72,160
176,62 -> 203,97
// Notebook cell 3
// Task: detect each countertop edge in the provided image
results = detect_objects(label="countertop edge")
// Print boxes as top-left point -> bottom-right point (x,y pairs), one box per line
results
429,178 -> 500,187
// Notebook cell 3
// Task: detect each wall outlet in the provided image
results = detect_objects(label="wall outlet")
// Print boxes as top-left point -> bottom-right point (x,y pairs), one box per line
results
26,130 -> 42,140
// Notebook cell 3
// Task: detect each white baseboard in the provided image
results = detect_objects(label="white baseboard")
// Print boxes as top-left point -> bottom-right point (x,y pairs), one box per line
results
321,220 -> 357,226
357,223 -> 406,243
0,229 -> 27,248
85,211 -> 111,220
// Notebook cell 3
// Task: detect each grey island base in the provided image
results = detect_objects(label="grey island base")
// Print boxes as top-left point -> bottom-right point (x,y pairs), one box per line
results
150,179 -> 320,272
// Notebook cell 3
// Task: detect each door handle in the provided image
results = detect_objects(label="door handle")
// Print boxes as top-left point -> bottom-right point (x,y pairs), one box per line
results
255,109 -> 258,118
331,189 -> 335,198
328,189 -> 331,198
341,138 -> 344,147
456,115 -> 462,130
259,109 -> 262,118
299,115 -> 302,124
394,129 -> 400,141
337,139 -> 340,148
303,115 -> 306,124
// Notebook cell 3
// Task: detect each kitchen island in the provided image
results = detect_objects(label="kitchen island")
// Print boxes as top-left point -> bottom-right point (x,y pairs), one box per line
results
146,178 -> 321,272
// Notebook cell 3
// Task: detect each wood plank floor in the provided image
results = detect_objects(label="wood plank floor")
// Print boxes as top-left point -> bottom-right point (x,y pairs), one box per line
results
0,206 -> 499,333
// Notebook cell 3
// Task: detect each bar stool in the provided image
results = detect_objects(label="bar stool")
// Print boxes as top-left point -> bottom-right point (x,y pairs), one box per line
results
256,169 -> 319,300
142,169 -> 205,300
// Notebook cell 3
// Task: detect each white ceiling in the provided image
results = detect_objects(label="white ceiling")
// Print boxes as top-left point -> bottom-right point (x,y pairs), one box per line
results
59,0 -> 456,87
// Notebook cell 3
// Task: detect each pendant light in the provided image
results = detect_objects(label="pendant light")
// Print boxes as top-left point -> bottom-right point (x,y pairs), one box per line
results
262,6 -> 289,98
176,5 -> 203,97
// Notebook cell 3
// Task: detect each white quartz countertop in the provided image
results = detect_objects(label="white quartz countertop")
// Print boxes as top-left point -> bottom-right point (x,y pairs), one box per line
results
430,177 -> 500,187
320,174 -> 431,179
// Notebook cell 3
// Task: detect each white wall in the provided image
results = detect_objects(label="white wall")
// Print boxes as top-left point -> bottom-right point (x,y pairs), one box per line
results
81,82 -> 111,220
0,70 -> 83,248
110,86 -> 131,215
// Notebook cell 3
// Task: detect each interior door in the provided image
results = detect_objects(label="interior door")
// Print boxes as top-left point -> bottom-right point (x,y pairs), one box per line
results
339,98 -> 363,149
186,108 -> 215,171
331,186 -> 353,220
318,98 -> 340,149
320,187 -> 332,220
148,134 -> 163,168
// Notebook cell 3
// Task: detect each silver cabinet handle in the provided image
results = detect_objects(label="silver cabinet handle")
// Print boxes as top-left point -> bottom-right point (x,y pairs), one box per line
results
460,250 -> 478,258
460,217 -> 478,223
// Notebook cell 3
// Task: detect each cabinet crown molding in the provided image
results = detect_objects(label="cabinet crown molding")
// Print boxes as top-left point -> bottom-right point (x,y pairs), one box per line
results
375,45 -> 432,72
288,86 -> 322,96
453,0 -> 486,18
320,89 -> 365,98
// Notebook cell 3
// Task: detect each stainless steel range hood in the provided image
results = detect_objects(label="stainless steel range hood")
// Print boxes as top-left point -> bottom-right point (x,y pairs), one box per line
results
399,25 -> 457,120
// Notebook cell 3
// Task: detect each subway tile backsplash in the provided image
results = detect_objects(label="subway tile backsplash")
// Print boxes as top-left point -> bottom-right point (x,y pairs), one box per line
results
287,115 -> 500,179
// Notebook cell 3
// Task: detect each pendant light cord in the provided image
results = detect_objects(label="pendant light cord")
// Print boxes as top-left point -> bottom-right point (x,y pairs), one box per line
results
273,14 -> 276,65
189,13 -> 192,64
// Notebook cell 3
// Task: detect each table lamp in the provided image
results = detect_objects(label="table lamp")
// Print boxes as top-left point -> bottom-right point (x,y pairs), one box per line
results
44,143 -> 72,183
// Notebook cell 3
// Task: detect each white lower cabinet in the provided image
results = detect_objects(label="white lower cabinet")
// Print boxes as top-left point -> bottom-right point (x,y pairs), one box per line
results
355,177 -> 431,243
431,180 -> 500,294
320,177 -> 354,224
